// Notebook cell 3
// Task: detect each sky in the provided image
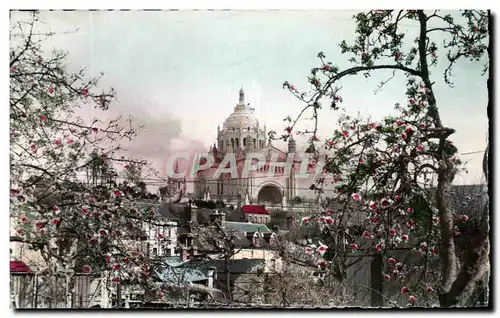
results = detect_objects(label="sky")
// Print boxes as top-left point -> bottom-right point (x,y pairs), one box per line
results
10,10 -> 489,189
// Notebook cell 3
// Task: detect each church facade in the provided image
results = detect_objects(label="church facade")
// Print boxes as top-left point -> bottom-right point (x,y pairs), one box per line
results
194,88 -> 300,205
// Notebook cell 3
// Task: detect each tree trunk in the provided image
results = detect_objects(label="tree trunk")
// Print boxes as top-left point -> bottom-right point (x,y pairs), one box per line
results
438,10 -> 491,308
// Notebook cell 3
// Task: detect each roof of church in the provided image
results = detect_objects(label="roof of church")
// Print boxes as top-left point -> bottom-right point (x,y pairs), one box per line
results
241,205 -> 269,215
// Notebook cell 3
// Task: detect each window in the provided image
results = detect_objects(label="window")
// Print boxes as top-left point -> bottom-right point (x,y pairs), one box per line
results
248,127 -> 250,131
232,127 -> 235,132
152,248 -> 158,256
243,138 -> 246,146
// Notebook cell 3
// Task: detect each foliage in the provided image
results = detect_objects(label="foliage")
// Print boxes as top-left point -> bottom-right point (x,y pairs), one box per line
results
280,10 -> 489,307
10,13 -> 175,306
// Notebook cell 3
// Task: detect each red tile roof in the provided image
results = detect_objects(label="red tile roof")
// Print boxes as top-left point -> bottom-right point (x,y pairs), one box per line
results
10,260 -> 31,273
242,205 -> 269,215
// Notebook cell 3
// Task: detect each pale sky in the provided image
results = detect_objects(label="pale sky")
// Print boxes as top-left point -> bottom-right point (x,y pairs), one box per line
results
11,10 -> 489,186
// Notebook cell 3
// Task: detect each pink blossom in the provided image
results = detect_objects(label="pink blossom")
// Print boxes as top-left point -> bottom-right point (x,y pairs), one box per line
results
35,222 -> 46,229
369,201 -> 377,211
67,138 -> 73,144
326,209 -> 333,215
394,195 -> 401,201
387,258 -> 397,266
323,65 -> 330,70
380,198 -> 392,208
317,245 -> 328,255
425,286 -> 433,292
342,131 -> 349,137
409,295 -> 416,303
351,193 -> 361,201
407,207 -> 414,214
99,230 -> 107,237
402,235 -> 409,241
362,231 -> 370,238
401,287 -> 409,294
462,215 -> 469,222
82,89 -> 89,95
40,115 -> 47,121
375,244 -> 383,251
305,247 -> 312,254
48,87 -> 54,94
30,144 -> 37,151
351,244 -> 358,250
401,132 -> 407,140
395,120 -> 404,126
388,229 -> 396,237
416,144 -> 424,151
51,219 -> 61,226
82,265 -> 92,273
301,217 -> 310,224
409,99 -> 415,105
112,264 -> 121,271
384,274 -> 391,280
393,147 -> 399,153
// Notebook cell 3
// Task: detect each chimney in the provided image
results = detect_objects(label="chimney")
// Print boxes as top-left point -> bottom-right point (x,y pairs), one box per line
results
214,210 -> 226,227
180,246 -> 188,262
191,245 -> 198,257
207,267 -> 217,289
190,204 -> 198,224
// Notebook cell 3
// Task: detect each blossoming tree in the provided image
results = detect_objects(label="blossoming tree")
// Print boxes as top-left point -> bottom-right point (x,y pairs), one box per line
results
10,13 -> 174,308
279,10 -> 490,307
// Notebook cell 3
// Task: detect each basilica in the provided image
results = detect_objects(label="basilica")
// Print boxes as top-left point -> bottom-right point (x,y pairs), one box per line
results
194,88 -> 301,205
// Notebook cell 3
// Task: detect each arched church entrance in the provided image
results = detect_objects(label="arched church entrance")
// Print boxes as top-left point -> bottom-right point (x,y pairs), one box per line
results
257,184 -> 283,204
